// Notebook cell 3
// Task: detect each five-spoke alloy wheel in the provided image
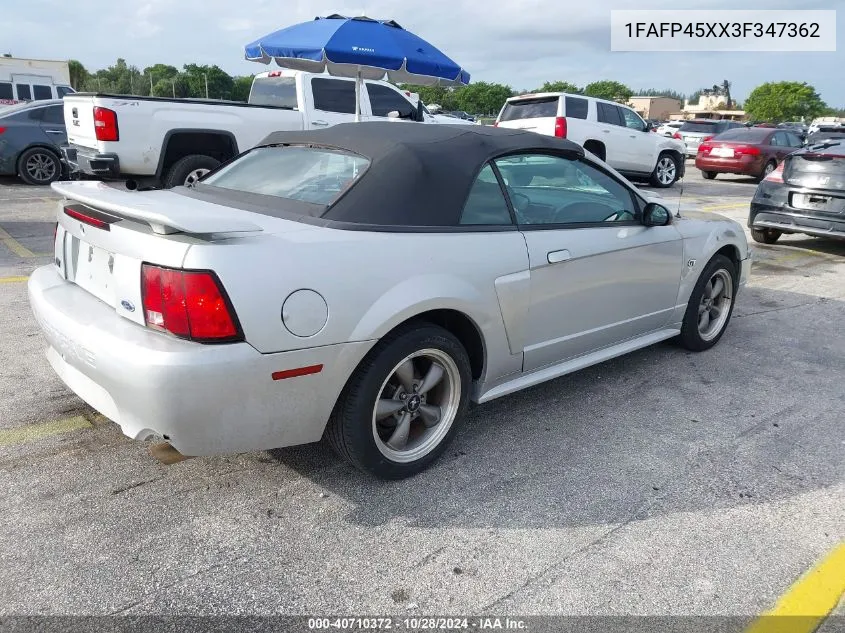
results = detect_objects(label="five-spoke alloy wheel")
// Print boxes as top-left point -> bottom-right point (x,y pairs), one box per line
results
678,254 -> 737,351
326,324 -> 471,479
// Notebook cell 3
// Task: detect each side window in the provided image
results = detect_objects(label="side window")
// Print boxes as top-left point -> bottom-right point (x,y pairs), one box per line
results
56,86 -> 74,98
494,153 -> 637,226
311,78 -> 356,114
16,84 -> 31,100
366,84 -> 416,119
0,82 -> 12,100
786,132 -> 803,147
564,96 -> 588,120
769,132 -> 785,146
620,107 -> 646,131
597,102 -> 623,126
42,105 -> 65,124
459,164 -> 513,226
32,85 -> 52,100
26,107 -> 45,121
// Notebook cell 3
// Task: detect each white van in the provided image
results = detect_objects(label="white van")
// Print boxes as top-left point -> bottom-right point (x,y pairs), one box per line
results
0,57 -> 75,106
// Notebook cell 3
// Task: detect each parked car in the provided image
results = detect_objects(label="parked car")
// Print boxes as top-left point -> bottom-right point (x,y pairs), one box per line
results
778,121 -> 808,140
656,121 -> 683,137
749,142 -> 845,244
0,99 -> 67,185
675,119 -> 746,157
29,122 -> 751,479
60,69 -> 459,190
495,92 -> 686,187
695,127 -> 804,181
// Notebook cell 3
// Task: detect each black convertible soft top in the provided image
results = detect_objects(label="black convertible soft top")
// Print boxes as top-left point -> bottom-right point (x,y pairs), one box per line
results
253,122 -> 584,227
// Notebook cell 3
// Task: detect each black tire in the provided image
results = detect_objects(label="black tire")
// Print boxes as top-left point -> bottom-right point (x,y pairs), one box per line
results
17,147 -> 62,186
649,152 -> 680,188
162,154 -> 220,189
677,254 -> 738,352
701,170 -> 717,180
751,227 -> 782,244
325,323 -> 472,480
756,160 -> 777,183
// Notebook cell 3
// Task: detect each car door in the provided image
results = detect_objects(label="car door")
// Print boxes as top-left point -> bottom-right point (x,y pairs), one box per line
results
307,77 -> 364,129
39,104 -> 67,147
493,152 -> 683,372
619,106 -> 657,172
595,101 -> 631,171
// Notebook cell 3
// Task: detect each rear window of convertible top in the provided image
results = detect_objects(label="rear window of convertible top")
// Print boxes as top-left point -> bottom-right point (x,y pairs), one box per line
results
201,145 -> 370,206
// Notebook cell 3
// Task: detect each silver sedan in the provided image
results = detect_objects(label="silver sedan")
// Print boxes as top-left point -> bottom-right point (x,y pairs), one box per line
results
28,122 -> 752,479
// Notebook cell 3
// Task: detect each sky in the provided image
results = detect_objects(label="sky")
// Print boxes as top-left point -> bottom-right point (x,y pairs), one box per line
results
2,0 -> 844,105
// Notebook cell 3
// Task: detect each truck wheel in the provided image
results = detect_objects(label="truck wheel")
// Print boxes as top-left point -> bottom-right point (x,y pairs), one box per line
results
325,324 -> 471,480
163,155 -> 220,188
18,148 -> 61,186
649,152 -> 679,187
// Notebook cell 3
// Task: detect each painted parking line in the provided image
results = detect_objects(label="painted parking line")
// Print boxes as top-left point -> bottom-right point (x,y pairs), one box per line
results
0,225 -> 52,258
0,276 -> 29,284
0,415 -> 93,448
744,542 -> 845,633
702,202 -> 752,211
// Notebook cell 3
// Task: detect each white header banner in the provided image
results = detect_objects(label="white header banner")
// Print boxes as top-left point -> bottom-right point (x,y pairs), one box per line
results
610,10 -> 837,52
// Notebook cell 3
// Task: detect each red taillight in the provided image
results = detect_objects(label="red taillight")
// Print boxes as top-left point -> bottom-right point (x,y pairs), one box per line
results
734,145 -> 761,156
268,70 -> 282,77
141,264 -> 241,342
93,106 -> 119,142
698,142 -> 712,154
0,127 -> 6,135
765,161 -> 785,183
673,132 -> 682,139
554,116 -> 567,138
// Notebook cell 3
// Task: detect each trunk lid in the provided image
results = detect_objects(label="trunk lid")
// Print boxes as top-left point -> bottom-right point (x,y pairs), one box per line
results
51,181 -> 303,327
63,95 -> 99,150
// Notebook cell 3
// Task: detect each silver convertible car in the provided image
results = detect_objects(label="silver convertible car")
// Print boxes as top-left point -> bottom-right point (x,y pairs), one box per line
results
29,122 -> 751,479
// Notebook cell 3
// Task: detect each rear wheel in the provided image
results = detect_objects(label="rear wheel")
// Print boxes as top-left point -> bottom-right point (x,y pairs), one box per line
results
678,254 -> 737,352
701,170 -> 717,180
751,227 -> 782,244
757,160 -> 777,182
18,148 -> 61,186
325,324 -> 471,479
162,154 -> 220,188
650,153 -> 680,187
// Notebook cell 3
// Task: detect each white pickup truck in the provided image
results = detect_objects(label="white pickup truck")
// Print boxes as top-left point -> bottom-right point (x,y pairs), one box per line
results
62,69 -> 462,189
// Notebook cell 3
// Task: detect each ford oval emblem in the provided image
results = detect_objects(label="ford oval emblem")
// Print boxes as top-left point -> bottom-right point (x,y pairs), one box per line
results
120,300 -> 136,313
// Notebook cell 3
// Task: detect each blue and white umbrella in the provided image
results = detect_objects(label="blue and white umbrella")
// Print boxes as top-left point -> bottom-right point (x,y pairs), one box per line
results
244,14 -> 470,120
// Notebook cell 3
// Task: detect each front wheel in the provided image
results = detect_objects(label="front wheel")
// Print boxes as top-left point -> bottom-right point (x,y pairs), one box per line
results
325,324 -> 471,479
678,254 -> 737,352
650,153 -> 680,187
701,170 -> 717,180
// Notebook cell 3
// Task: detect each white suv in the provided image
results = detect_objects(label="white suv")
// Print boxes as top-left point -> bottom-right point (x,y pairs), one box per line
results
495,92 -> 686,187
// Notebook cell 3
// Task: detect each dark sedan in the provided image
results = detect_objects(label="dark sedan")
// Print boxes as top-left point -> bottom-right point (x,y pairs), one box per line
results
0,100 -> 67,185
695,127 -> 803,181
749,143 -> 845,244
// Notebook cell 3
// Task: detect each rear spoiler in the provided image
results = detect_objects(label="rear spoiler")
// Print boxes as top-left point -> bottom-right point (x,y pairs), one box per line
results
51,181 -> 263,235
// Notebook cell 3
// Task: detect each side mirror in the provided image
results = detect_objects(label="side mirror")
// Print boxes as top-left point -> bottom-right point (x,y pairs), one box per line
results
643,202 -> 672,226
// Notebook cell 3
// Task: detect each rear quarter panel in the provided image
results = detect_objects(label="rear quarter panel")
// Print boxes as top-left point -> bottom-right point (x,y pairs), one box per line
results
181,224 -> 531,385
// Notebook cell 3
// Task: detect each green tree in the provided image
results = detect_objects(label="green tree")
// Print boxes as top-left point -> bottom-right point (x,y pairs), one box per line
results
687,90 -> 702,106
182,64 -> 234,99
635,88 -> 685,102
744,81 -> 827,123
68,60 -> 89,91
152,74 -> 191,98
231,75 -> 254,102
536,81 -> 581,94
451,81 -> 514,116
583,80 -> 632,103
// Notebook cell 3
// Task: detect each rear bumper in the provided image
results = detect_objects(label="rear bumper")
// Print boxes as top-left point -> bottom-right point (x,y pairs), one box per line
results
61,145 -> 121,179
27,265 -> 374,456
749,203 -> 845,240
695,154 -> 763,175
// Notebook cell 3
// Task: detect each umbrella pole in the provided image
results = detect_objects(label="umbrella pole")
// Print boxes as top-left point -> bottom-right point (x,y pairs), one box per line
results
355,67 -> 361,122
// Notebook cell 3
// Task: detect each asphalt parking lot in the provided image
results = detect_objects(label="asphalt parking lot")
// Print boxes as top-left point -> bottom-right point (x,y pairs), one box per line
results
1,164 -> 843,627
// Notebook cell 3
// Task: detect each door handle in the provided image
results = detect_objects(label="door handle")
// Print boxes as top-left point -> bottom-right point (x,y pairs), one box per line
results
547,249 -> 571,264
602,129 -> 611,134
45,129 -> 65,134
312,120 -> 329,127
